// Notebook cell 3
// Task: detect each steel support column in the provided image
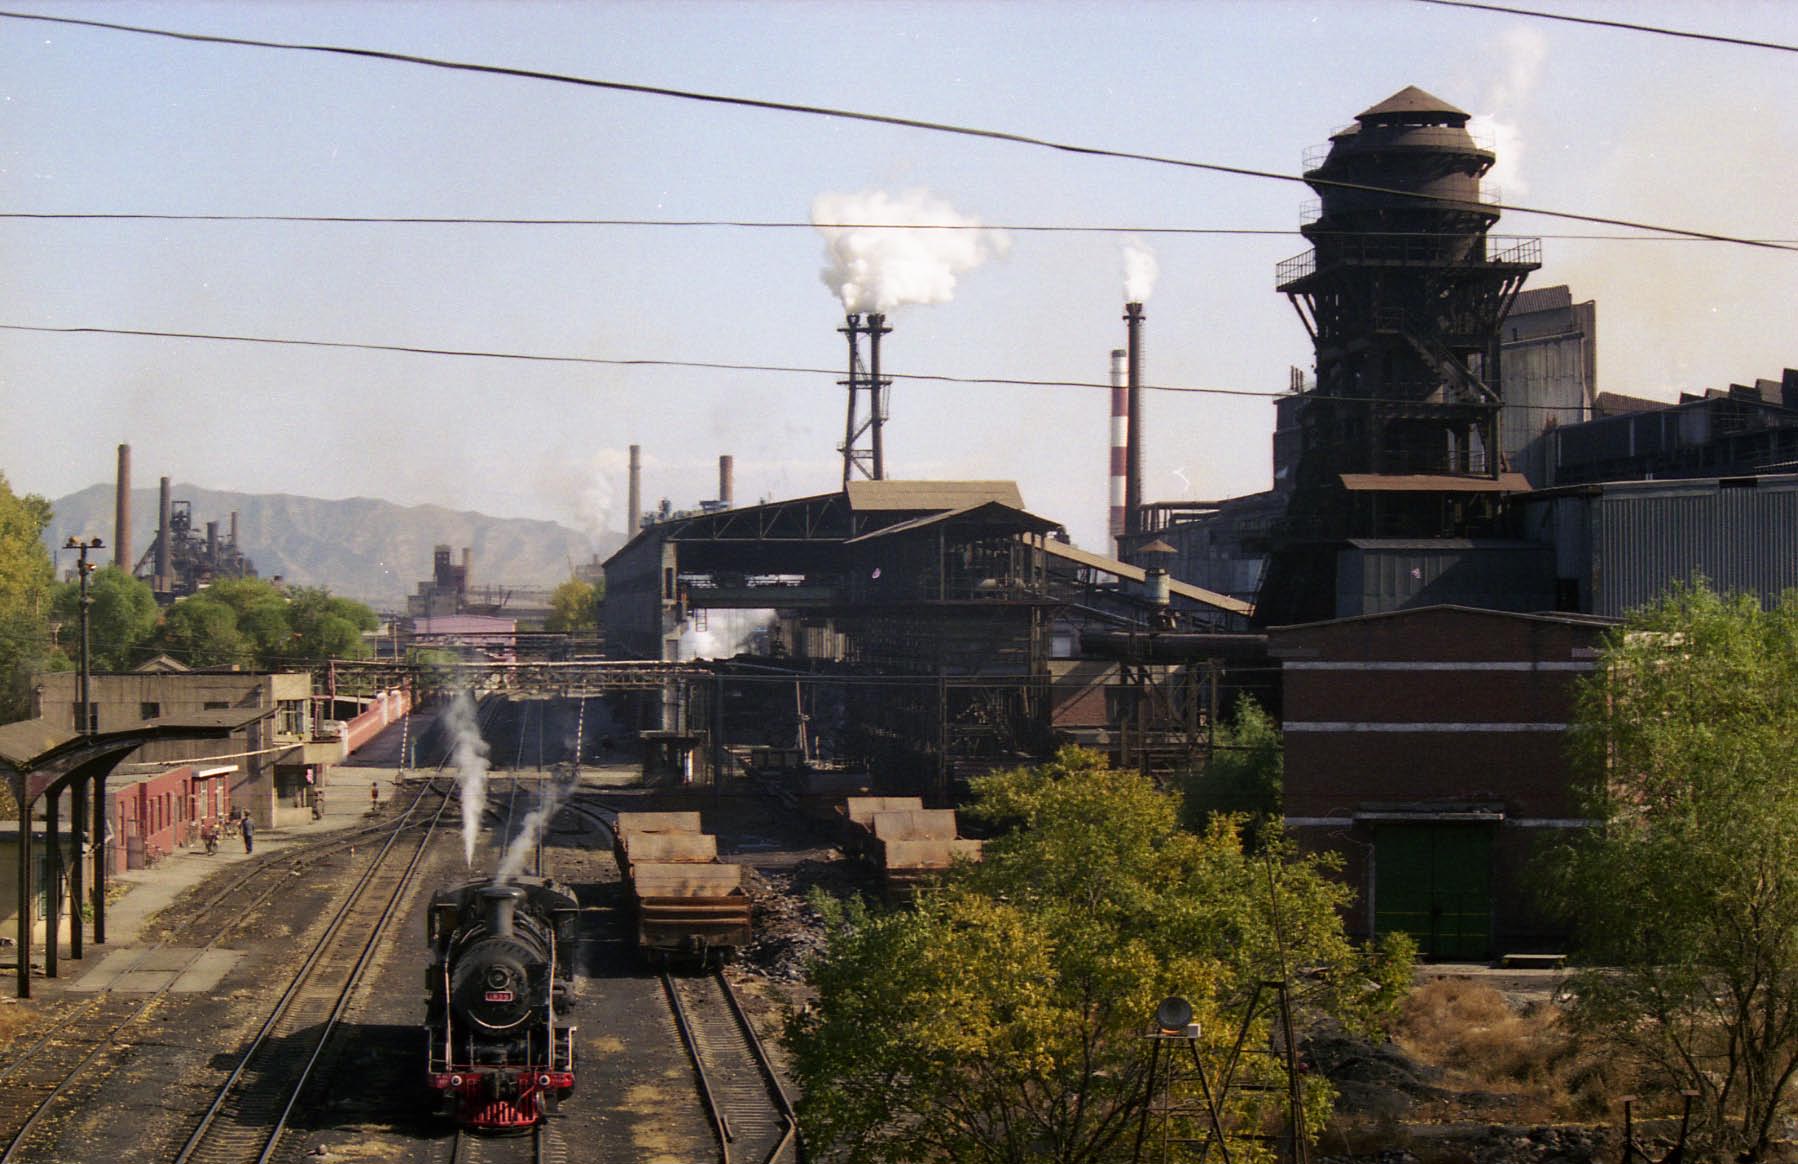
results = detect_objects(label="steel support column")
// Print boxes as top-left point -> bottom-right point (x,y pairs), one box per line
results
45,787 -> 58,978
70,778 -> 86,960
92,772 -> 108,947
15,778 -> 31,999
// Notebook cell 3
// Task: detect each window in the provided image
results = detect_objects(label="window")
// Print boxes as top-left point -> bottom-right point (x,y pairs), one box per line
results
71,702 -> 97,732
203,700 -> 229,710
141,702 -> 160,720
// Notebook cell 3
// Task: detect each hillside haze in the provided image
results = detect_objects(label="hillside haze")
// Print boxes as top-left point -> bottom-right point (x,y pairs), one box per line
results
45,484 -> 619,610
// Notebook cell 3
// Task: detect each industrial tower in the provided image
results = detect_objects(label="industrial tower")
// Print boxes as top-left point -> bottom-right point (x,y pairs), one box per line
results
1256,86 -> 1540,625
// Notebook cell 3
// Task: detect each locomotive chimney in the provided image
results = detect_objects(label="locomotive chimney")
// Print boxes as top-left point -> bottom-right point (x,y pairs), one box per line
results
1124,302 -> 1145,537
1108,349 -> 1127,555
719,455 -> 734,509
114,443 -> 132,570
156,476 -> 173,592
481,885 -> 524,937
628,444 -> 642,534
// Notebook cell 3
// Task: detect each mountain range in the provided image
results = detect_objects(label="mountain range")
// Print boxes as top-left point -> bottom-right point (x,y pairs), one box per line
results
43,484 -> 619,610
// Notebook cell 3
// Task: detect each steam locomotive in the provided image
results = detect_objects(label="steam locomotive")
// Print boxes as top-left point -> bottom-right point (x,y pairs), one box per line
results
424,877 -> 579,1129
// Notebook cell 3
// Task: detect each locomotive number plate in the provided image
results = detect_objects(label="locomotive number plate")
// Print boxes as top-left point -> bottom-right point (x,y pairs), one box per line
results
484,990 -> 515,1002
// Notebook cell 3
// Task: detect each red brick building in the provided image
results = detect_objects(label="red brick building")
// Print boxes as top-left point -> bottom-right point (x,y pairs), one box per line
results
1269,605 -> 1614,959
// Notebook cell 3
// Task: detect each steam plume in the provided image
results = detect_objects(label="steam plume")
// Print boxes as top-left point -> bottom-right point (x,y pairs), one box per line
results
1470,26 -> 1547,198
1122,237 -> 1159,303
445,689 -> 491,867
813,189 -> 1009,313
495,767 -> 578,884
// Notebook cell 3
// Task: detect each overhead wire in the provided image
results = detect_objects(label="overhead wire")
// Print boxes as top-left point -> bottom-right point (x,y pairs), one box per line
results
1,212 -> 1790,245
1408,0 -> 1798,53
0,9 -> 1790,253
0,319 -> 1668,412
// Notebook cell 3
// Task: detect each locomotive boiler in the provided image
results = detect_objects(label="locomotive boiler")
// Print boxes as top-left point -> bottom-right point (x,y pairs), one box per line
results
424,877 -> 579,1129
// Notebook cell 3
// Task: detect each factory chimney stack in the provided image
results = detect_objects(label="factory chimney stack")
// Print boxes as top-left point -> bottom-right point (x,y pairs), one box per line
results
719,455 -> 734,508
155,476 -> 172,593
113,444 -> 132,570
1108,349 -> 1128,554
628,444 -> 642,535
1124,302 -> 1145,537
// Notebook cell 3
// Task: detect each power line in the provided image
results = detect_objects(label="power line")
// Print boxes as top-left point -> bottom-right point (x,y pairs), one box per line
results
0,320 -> 1279,398
0,9 -> 1790,254
0,320 -> 1677,413
1409,0 -> 1798,53
2,212 -> 1789,245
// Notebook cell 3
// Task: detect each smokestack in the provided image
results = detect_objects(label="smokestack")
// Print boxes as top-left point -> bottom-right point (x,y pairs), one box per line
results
1108,349 -> 1128,553
156,476 -> 172,592
114,444 -> 131,570
719,455 -> 734,508
206,520 -> 219,568
868,312 -> 889,480
462,548 -> 472,592
628,444 -> 642,534
1124,302 -> 1145,537
229,510 -> 238,549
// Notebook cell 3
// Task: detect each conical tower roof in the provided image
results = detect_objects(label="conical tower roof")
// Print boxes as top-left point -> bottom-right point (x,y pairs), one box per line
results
1356,85 -> 1470,122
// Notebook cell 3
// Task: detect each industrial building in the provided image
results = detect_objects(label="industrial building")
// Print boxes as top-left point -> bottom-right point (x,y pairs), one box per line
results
1271,605 -> 1611,959
113,447 -> 258,603
603,473 -> 1252,795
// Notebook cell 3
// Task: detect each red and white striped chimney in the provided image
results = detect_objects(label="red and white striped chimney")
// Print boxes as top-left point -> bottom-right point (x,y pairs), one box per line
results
1108,348 -> 1128,552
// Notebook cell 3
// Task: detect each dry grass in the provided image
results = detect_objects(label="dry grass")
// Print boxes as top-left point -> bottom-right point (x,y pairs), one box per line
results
1390,978 -> 1624,1122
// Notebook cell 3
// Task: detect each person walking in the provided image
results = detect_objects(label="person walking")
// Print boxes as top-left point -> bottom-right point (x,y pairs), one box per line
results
241,813 -> 254,854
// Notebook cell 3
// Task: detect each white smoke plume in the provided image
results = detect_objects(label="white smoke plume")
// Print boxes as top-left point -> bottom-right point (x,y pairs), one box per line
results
445,689 -> 491,867
1470,26 -> 1547,199
495,767 -> 578,885
813,189 -> 1010,313
1122,237 -> 1159,303
677,608 -> 778,661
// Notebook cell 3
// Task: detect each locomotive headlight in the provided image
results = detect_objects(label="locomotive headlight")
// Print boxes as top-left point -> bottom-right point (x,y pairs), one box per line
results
449,1074 -> 464,1088
538,1074 -> 552,1087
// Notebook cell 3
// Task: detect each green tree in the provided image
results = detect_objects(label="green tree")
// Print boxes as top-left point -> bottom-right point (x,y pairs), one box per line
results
205,577 -> 293,662
1555,582 -> 1798,1156
51,566 -> 159,672
1183,694 -> 1283,842
284,586 -> 376,664
154,595 -> 254,669
0,473 -> 56,721
788,748 -> 1412,1163
544,577 -> 599,634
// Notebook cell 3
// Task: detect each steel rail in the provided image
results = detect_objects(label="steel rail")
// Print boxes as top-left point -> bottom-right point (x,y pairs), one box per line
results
0,778 -> 442,1164
664,970 -> 734,1163
664,969 -> 800,1164
172,696 -> 492,1163
171,780 -> 454,1163
718,971 -> 801,1163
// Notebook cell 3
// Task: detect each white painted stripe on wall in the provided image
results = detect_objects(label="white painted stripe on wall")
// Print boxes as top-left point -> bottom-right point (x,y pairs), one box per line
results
1283,721 -> 1568,733
1283,661 -> 1594,672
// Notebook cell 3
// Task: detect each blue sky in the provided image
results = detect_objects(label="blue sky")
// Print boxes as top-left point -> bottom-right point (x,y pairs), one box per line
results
2,0 -> 1792,561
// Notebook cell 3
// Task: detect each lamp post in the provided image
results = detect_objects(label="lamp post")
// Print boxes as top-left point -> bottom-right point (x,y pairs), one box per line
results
63,537 -> 102,960
64,537 -> 102,736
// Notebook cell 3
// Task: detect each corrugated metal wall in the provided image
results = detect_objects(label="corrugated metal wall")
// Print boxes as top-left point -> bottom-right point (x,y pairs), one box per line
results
1590,479 -> 1798,614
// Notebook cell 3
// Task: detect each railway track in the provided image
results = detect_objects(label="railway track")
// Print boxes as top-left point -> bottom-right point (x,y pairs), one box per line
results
169,775 -> 455,1164
664,969 -> 799,1164
0,780 -> 446,1164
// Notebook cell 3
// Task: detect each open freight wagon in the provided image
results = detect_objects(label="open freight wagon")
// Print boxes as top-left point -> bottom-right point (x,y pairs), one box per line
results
614,811 -> 753,965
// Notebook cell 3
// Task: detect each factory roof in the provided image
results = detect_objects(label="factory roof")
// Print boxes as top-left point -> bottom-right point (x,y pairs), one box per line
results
1037,538 -> 1254,618
1356,85 -> 1469,122
844,480 -> 1023,512
1339,472 -> 1533,493
843,501 -> 1058,544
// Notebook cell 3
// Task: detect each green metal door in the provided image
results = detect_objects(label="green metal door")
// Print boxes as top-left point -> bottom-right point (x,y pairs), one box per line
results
1373,823 -> 1492,960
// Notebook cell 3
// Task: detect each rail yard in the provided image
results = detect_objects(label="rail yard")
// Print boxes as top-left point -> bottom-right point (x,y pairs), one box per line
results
0,697 -> 809,1164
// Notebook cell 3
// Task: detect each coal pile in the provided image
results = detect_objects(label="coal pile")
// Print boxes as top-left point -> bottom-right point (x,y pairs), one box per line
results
738,854 -> 870,982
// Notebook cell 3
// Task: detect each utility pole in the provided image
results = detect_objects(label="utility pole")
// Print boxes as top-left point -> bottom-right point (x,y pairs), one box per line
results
64,536 -> 103,958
